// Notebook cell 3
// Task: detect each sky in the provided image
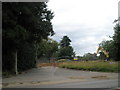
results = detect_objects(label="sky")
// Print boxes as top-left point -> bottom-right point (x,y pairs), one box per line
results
47,0 -> 119,56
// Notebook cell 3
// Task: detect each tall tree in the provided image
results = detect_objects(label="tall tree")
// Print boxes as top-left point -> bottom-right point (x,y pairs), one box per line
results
2,2 -> 54,74
113,24 -> 120,61
98,19 -> 120,61
59,36 -> 75,59
60,36 -> 71,47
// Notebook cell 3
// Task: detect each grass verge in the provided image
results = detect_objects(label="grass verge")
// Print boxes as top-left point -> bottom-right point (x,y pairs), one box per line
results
58,61 -> 120,73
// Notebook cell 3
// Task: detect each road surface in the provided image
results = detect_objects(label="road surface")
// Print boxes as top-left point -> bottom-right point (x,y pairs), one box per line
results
15,79 -> 118,88
2,66 -> 119,88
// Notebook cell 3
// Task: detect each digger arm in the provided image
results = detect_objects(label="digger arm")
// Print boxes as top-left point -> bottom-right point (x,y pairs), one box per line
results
96,47 -> 109,58
102,49 -> 109,58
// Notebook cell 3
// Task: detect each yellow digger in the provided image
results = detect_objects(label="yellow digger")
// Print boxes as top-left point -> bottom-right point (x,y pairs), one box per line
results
96,46 -> 109,61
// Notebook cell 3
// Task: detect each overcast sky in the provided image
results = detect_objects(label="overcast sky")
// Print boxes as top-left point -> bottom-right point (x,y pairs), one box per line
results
47,0 -> 119,56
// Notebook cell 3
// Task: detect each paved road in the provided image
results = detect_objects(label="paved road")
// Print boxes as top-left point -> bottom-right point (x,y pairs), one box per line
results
2,66 -> 119,88
16,79 -> 119,88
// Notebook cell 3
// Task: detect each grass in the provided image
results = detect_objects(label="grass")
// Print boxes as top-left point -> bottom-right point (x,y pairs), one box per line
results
2,71 -> 15,78
58,61 -> 120,73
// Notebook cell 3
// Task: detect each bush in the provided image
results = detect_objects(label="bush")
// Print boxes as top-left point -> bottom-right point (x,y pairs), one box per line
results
18,42 -> 36,72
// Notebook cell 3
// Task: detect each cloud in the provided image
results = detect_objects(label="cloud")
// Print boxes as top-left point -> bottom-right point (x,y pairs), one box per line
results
47,0 -> 119,56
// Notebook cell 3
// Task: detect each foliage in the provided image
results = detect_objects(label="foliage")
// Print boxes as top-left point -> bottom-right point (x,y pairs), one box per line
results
113,24 -> 120,61
58,46 -> 75,59
99,40 -> 116,60
2,2 -> 54,73
17,42 -> 36,71
37,38 -> 59,61
82,53 -> 97,60
58,36 -> 75,59
60,36 -> 71,47
59,61 -> 120,73
98,21 -> 120,61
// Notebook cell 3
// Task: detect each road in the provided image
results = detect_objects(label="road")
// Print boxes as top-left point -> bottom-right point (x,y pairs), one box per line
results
16,79 -> 118,88
2,66 -> 119,88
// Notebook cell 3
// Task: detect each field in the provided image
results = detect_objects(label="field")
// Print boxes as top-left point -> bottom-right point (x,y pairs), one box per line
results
58,61 -> 120,73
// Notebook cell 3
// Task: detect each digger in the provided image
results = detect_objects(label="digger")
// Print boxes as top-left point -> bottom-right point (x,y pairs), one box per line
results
96,46 -> 109,61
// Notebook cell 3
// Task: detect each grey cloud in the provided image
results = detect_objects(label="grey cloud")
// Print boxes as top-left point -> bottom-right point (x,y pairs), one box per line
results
51,24 -> 114,56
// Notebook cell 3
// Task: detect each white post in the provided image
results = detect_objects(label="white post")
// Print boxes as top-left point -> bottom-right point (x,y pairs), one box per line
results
15,50 -> 18,75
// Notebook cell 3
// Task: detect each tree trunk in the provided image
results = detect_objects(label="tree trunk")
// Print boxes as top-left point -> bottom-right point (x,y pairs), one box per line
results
48,57 -> 51,63
15,50 -> 18,75
35,43 -> 38,68
35,49 -> 37,67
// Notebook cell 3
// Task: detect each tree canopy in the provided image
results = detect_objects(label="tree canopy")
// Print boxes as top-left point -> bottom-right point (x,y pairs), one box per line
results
2,2 -> 54,73
98,22 -> 120,61
60,36 -> 71,47
37,38 -> 59,61
58,36 -> 75,59
113,24 -> 120,61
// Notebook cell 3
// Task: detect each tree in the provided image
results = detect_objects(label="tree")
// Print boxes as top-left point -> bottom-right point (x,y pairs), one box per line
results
99,40 -> 115,60
2,2 -> 54,74
98,19 -> 120,61
58,36 -> 75,59
83,53 -> 97,60
113,19 -> 120,61
60,36 -> 71,47
2,3 -> 29,74
113,24 -> 120,61
58,46 -> 75,59
37,38 -> 59,62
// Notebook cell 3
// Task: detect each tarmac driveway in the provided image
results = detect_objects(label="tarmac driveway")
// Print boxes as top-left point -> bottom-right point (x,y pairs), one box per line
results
2,66 -> 118,88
